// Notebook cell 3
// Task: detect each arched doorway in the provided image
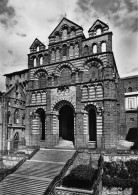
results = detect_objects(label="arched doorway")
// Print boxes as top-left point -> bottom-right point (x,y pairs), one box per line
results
36,108 -> 45,140
89,108 -> 96,142
59,105 -> 74,142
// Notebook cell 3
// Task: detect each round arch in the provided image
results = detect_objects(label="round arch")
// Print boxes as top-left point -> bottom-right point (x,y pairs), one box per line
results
53,100 -> 75,142
36,108 -> 45,140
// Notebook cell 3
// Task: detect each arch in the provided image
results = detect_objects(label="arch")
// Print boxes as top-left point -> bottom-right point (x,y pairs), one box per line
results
56,47 -> 60,61
38,74 -> 47,88
54,63 -> 75,76
83,45 -> 89,56
62,44 -> 67,56
96,28 -> 102,35
34,68 -> 48,79
14,109 -> 19,124
53,100 -> 75,112
92,43 -> 97,53
32,56 -> 37,67
7,111 -> 11,124
70,26 -> 76,38
39,55 -> 43,65
14,132 -> 19,149
59,105 -> 74,142
36,108 -> 45,140
101,42 -> 106,52
36,46 -> 39,52
84,58 -> 103,69
128,87 -> 132,92
55,31 -> 60,42
60,67 -> 71,85
61,25 -> 68,40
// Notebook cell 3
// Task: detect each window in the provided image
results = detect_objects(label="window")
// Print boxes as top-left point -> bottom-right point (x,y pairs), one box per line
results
51,49 -> 55,61
96,28 -> 102,35
130,118 -> 134,122
62,45 -> 67,56
128,87 -> 132,92
40,56 -> 43,65
36,46 -> 39,52
7,111 -> 11,124
101,42 -> 106,52
14,110 -> 19,124
69,44 -> 74,58
93,44 -> 97,53
38,75 -> 46,88
56,48 -> 60,61
60,68 -> 71,85
84,45 -> 89,56
62,29 -> 67,40
128,98 -> 134,109
33,58 -> 37,67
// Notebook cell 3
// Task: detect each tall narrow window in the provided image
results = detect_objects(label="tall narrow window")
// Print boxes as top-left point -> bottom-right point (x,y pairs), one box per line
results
101,42 -> 106,52
62,45 -> 67,56
33,58 -> 37,67
38,75 -> 46,88
7,111 -> 11,124
62,29 -> 67,40
14,110 -> 19,124
60,68 -> 71,85
69,44 -> 74,58
128,87 -> 132,92
93,44 -> 97,54
96,28 -> 102,35
36,46 -> 39,52
40,56 -> 43,65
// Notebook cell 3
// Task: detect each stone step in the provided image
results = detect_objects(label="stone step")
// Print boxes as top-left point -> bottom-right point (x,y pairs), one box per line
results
0,149 -> 75,195
32,148 -> 75,163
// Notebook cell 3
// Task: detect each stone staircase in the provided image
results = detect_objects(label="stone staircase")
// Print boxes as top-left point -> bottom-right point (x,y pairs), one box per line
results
0,148 -> 75,195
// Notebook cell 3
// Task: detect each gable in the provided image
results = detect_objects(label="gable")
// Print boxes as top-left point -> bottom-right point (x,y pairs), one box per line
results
88,19 -> 109,32
49,17 -> 83,38
30,38 -> 45,49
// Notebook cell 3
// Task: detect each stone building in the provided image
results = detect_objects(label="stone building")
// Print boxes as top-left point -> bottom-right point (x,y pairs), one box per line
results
121,75 -> 138,141
1,18 -> 126,150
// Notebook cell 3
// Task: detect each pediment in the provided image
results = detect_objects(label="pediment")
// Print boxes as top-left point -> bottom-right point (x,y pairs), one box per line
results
49,17 -> 83,38
88,19 -> 109,32
30,38 -> 45,49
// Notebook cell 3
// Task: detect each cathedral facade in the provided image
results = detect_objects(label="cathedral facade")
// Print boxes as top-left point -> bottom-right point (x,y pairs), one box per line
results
1,18 -> 126,150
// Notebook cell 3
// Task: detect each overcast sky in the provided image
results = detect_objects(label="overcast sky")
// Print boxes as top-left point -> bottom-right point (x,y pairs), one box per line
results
0,0 -> 138,91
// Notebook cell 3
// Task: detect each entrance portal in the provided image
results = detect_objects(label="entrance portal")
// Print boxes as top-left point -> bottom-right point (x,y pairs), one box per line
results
59,105 -> 74,142
89,108 -> 96,141
36,108 -> 45,140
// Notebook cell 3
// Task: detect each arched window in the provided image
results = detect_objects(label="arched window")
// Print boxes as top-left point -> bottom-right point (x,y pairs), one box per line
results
44,54 -> 48,64
93,44 -> 97,54
62,28 -> 68,40
51,49 -> 55,62
36,46 -> 39,52
56,48 -> 60,61
62,44 -> 67,56
96,28 -> 102,35
40,56 -> 43,65
83,45 -> 89,56
55,32 -> 60,42
101,42 -> 106,52
14,110 -> 19,124
33,57 -> 37,67
128,87 -> 132,92
60,68 -> 71,85
22,114 -> 25,125
38,74 -> 46,88
69,44 -> 74,58
70,29 -> 75,38
7,111 -> 11,124
74,43 -> 79,57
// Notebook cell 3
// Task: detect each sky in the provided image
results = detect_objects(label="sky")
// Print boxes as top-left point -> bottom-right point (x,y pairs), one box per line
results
0,0 -> 138,91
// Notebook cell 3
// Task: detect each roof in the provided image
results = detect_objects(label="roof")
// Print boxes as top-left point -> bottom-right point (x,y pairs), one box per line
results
29,38 -> 45,49
121,75 -> 138,80
4,69 -> 28,77
49,17 -> 83,38
88,19 -> 109,32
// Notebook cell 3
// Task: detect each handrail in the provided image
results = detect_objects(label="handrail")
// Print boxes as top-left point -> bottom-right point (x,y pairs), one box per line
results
43,150 -> 78,195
